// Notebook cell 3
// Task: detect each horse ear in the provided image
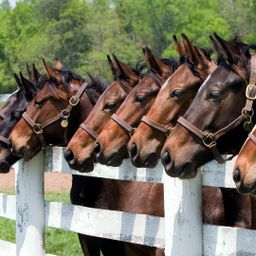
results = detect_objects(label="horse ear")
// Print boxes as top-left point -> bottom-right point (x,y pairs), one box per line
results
211,33 -> 237,64
173,35 -> 185,57
32,63 -> 41,82
143,47 -> 163,75
19,72 -> 37,100
43,59 -> 54,78
107,55 -> 119,78
87,72 -> 97,84
26,64 -> 34,82
14,73 -> 23,89
43,59 -> 62,84
112,54 -> 139,83
181,33 -> 200,65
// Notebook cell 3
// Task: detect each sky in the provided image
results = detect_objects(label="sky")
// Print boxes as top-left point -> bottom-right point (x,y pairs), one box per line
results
0,0 -> 16,8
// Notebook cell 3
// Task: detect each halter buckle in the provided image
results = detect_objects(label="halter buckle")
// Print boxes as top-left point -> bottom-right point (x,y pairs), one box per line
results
129,128 -> 136,137
246,84 -> 256,100
69,96 -> 80,106
202,133 -> 216,148
33,123 -> 43,134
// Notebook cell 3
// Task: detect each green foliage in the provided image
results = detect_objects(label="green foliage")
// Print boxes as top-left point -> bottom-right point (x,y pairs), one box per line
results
0,0 -> 255,92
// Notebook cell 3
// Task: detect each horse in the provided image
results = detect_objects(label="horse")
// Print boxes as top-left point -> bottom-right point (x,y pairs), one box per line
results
0,70 -> 38,173
160,33 -> 256,228
94,47 -> 178,166
64,54 -> 141,172
10,59 -> 105,159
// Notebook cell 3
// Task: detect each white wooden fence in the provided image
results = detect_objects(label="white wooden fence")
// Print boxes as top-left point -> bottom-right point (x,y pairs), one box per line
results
0,147 -> 256,256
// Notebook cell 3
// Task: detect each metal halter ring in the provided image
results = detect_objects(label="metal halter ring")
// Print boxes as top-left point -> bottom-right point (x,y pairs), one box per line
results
61,109 -> 70,118
202,133 -> 217,148
129,127 -> 136,137
246,84 -> 256,100
69,96 -> 80,106
242,108 -> 254,119
33,123 -> 43,134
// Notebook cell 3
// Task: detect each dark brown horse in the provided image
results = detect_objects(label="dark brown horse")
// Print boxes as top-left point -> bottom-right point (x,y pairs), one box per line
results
128,34 -> 216,168
94,47 -> 178,166
64,54 -> 141,172
159,34 -> 256,228
0,70 -> 38,172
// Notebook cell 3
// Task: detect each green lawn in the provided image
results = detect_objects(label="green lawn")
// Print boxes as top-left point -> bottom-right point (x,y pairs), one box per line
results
0,192 -> 84,256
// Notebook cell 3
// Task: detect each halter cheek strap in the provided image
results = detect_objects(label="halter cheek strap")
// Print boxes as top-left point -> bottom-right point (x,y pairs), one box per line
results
22,82 -> 89,148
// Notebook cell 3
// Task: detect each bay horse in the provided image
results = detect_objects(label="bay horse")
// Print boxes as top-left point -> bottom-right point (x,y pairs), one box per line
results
94,47 -> 178,166
10,59 -> 105,159
233,127 -> 256,195
64,54 -> 141,172
0,70 -> 38,173
160,34 -> 256,228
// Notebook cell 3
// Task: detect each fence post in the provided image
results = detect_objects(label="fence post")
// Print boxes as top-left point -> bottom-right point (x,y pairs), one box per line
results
15,151 -> 45,256
164,171 -> 202,256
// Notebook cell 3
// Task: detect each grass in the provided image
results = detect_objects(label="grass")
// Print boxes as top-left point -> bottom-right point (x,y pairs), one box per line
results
0,191 -> 84,256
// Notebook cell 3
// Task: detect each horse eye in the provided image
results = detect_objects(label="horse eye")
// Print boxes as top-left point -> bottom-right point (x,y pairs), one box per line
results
34,99 -> 44,108
135,95 -> 146,103
207,90 -> 221,101
170,89 -> 184,99
104,102 -> 116,111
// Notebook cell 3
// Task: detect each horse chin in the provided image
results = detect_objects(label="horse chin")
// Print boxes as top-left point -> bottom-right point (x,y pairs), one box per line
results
165,161 -> 198,179
80,158 -> 94,173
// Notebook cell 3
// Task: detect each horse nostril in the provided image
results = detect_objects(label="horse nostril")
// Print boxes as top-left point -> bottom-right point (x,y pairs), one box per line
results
64,150 -> 74,162
161,150 -> 171,166
233,168 -> 241,183
94,143 -> 101,156
130,143 -> 138,158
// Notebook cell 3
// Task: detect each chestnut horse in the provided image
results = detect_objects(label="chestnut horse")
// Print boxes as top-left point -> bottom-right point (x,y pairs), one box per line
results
160,34 -> 256,228
94,47 -> 178,166
64,54 -> 141,172
233,126 -> 256,195
0,70 -> 38,172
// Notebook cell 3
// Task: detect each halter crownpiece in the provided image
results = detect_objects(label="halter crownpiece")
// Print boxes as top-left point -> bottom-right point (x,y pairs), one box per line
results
177,54 -> 256,164
22,82 -> 90,148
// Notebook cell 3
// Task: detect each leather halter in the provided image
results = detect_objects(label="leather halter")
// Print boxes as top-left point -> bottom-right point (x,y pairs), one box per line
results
109,72 -> 163,138
141,116 -> 172,136
177,55 -> 256,164
22,82 -> 89,148
79,123 -> 98,140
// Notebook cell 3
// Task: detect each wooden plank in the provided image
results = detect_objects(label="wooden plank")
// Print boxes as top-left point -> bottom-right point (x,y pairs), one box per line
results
0,193 -> 16,220
44,147 -> 164,183
0,239 -> 16,255
0,94 -> 11,103
45,201 -> 165,248
164,172 -> 202,256
201,156 -> 236,188
203,224 -> 256,255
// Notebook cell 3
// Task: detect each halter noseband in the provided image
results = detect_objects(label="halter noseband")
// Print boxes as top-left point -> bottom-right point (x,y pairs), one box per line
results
141,116 -> 173,136
109,72 -> 163,138
22,82 -> 89,148
176,55 -> 256,164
